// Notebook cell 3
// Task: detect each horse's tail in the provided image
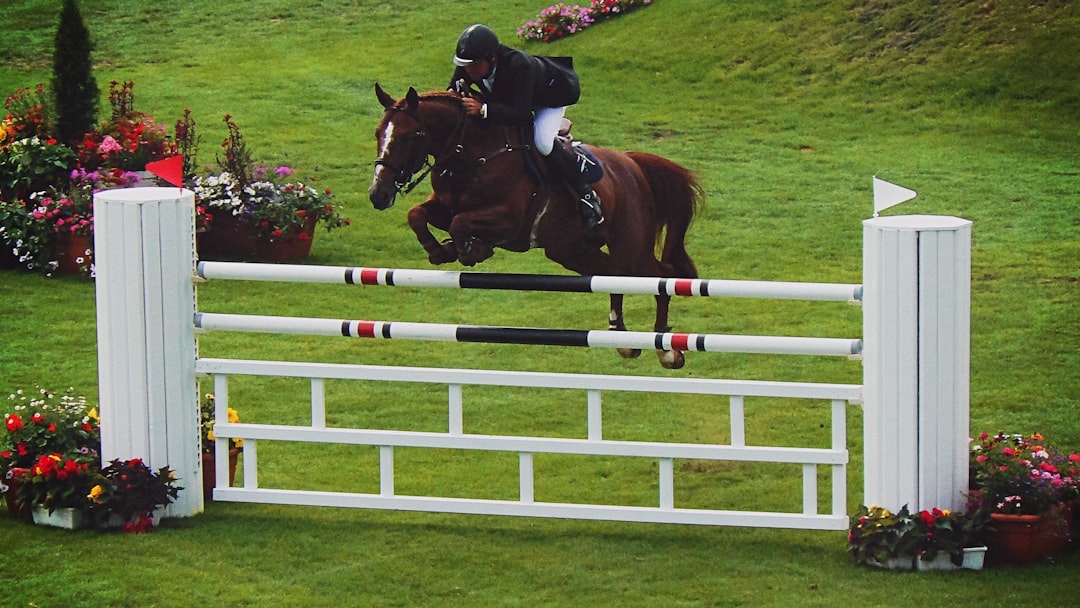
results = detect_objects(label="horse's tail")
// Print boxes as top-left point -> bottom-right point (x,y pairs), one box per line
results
625,151 -> 703,278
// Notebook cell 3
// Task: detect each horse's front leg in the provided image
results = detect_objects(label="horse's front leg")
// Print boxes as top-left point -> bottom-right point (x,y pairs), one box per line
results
609,294 -> 642,359
407,197 -> 457,265
447,207 -> 517,267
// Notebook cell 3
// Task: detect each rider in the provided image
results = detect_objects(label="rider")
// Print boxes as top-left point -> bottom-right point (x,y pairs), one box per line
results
448,24 -> 604,228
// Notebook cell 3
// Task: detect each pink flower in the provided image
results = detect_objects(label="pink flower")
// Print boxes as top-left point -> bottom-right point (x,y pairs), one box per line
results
99,135 -> 123,154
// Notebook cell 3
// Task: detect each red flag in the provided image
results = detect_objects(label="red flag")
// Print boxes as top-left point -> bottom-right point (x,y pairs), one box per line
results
146,155 -> 184,187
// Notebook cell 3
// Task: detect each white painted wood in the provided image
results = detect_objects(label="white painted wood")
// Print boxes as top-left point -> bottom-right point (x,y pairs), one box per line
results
519,452 -> 534,503
213,487 -> 850,530
197,261 -> 863,302
311,378 -> 325,429
729,395 -> 745,447
659,458 -> 674,509
195,359 -> 861,401
803,464 -> 817,514
93,187 -> 199,517
863,215 -> 971,513
380,446 -> 394,497
587,390 -> 602,441
448,384 -> 463,435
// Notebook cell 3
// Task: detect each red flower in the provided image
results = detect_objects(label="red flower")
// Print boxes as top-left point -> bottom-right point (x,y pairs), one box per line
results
82,423 -> 93,432
272,229 -> 282,237
31,412 -> 45,424
0,450 -> 10,459
298,232 -> 310,241
5,414 -> 23,432
16,443 -> 27,456
919,510 -> 936,525
47,424 -> 56,432
1001,447 -> 1015,456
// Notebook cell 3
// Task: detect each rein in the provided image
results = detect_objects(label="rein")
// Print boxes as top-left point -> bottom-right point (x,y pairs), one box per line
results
375,95 -> 530,197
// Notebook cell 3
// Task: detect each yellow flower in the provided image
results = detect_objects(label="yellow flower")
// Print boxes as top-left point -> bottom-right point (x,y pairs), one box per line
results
227,407 -> 240,423
87,408 -> 99,422
88,485 -> 105,504
207,429 -> 215,442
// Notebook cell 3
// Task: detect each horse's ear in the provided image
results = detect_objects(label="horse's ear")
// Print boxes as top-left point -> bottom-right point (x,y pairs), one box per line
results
375,82 -> 396,109
405,87 -> 420,111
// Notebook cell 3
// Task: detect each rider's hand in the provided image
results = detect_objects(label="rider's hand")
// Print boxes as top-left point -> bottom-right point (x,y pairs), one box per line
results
462,97 -> 484,117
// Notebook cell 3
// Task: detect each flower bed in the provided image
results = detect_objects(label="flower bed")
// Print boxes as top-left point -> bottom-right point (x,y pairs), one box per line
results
0,80 -> 350,274
518,0 -> 654,42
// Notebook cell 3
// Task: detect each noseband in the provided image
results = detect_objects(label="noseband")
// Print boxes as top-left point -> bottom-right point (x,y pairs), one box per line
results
374,101 -> 468,196
374,107 -> 432,195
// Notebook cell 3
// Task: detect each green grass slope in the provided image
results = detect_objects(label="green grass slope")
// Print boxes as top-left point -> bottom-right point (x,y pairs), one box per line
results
1,1 -> 1078,606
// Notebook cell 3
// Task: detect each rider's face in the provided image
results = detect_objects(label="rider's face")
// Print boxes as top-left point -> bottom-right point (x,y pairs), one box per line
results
464,57 -> 493,81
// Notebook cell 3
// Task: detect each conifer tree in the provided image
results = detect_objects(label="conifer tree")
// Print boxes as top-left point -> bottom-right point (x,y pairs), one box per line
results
52,0 -> 99,146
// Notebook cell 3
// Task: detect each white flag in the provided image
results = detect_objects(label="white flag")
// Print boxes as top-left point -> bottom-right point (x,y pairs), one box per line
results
873,176 -> 917,216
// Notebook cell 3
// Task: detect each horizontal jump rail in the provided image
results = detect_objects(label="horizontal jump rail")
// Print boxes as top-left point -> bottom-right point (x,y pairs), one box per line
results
194,313 -> 864,357
217,423 -> 847,464
194,358 -> 863,401
196,262 -> 863,303
213,489 -> 849,530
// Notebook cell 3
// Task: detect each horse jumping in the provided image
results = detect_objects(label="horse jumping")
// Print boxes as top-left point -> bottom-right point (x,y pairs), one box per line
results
368,84 -> 704,368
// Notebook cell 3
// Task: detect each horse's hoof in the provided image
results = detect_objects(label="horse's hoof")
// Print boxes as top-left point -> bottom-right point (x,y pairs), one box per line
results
428,243 -> 457,265
617,348 -> 642,359
658,350 -> 685,369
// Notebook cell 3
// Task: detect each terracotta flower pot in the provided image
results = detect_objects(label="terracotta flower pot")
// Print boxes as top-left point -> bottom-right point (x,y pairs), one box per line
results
54,232 -> 94,275
198,214 -> 317,261
988,510 -> 1069,566
201,448 -> 240,501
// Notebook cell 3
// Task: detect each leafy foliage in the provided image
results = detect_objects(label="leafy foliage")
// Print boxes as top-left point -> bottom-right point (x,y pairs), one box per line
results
87,458 -> 182,531
51,0 -> 98,146
848,503 -> 992,567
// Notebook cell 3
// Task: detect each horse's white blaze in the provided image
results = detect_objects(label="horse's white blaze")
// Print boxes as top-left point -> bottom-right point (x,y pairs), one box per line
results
372,120 -> 396,187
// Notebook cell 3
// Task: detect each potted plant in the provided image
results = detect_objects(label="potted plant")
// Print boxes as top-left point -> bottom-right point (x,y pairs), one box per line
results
1,387 -> 100,518
200,393 -> 243,499
75,80 -> 176,174
848,502 -> 991,571
970,431 -> 1078,565
192,114 -> 349,261
0,164 -> 155,276
14,451 -> 99,528
86,457 -> 182,532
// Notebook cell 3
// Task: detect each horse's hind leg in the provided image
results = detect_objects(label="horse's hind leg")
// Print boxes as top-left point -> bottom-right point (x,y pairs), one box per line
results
655,293 -> 685,369
609,294 -> 642,359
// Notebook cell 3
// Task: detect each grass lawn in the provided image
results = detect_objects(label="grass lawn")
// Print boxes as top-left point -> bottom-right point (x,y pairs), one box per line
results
1,0 -> 1078,606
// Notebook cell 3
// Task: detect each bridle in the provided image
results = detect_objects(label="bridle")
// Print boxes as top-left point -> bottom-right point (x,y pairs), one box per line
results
373,94 -> 531,198
373,107 -> 436,196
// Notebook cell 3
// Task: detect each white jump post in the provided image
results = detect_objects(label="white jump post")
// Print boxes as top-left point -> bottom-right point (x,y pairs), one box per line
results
862,215 -> 972,513
93,187 -> 202,517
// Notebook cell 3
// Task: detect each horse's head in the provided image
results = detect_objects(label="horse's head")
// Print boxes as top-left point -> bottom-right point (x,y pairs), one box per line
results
369,84 -> 430,210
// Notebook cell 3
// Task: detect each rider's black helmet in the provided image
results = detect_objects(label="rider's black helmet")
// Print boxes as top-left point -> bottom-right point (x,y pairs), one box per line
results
453,24 -> 499,67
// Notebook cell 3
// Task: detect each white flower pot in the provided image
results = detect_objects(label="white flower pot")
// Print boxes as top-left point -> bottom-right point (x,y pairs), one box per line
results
871,546 -> 987,572
960,545 -> 987,570
31,506 -> 87,530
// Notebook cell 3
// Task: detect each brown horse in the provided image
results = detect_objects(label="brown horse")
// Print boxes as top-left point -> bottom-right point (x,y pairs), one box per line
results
368,84 -> 703,368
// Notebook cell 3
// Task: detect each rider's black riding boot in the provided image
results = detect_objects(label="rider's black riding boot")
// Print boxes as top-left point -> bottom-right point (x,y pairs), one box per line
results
549,140 -> 603,228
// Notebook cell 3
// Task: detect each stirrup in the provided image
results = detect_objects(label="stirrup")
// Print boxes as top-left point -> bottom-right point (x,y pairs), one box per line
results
580,191 -> 604,228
